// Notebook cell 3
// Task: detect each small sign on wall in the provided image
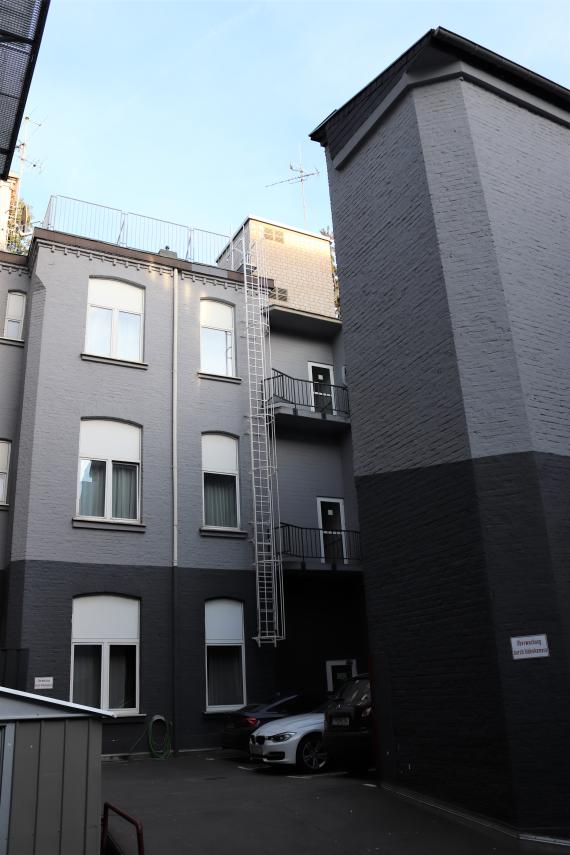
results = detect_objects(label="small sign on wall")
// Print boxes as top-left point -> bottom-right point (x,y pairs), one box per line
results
510,634 -> 549,660
34,676 -> 53,690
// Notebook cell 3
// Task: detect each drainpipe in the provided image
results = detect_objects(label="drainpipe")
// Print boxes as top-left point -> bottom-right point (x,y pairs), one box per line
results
171,266 -> 179,751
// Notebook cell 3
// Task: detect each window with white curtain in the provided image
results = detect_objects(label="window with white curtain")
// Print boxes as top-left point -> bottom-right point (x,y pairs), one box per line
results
77,420 -> 141,521
205,599 -> 245,711
71,595 -> 139,713
200,300 -> 235,376
202,434 -> 239,529
85,279 -> 144,362
0,441 -> 11,504
3,291 -> 26,340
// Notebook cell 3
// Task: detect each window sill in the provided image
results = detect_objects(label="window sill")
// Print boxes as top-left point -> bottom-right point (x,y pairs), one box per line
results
203,707 -> 243,716
72,517 -> 146,533
199,526 -> 248,539
197,372 -> 242,384
0,336 -> 24,348
0,504 -> 8,511
104,712 -> 145,721
81,353 -> 148,370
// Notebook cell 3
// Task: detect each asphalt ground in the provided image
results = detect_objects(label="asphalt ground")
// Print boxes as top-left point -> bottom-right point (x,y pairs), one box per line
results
102,751 -> 556,855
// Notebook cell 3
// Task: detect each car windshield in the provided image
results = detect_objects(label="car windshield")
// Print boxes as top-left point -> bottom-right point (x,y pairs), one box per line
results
335,678 -> 371,706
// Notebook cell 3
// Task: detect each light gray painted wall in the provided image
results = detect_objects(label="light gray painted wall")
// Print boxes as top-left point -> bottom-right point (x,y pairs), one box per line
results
276,435 -> 356,530
0,264 -> 29,567
11,245 -> 255,568
414,79 -> 533,460
462,81 -> 570,457
326,90 -> 470,477
270,330 -> 338,384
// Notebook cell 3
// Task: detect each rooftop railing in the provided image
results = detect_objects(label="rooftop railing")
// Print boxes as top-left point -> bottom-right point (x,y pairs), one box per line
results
276,523 -> 361,567
41,195 -> 232,267
265,370 -> 350,418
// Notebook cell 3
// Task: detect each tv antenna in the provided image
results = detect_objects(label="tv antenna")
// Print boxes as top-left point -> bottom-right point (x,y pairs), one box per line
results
266,156 -> 319,227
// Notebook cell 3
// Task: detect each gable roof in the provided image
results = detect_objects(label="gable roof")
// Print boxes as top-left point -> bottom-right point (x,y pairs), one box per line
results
310,27 -> 570,159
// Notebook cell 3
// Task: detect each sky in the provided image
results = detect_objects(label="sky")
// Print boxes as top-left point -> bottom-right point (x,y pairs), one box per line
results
18,0 -> 570,241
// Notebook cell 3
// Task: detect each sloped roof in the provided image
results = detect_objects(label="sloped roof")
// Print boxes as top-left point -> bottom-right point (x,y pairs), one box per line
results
0,685 -> 115,719
0,0 -> 50,180
310,27 -> 570,158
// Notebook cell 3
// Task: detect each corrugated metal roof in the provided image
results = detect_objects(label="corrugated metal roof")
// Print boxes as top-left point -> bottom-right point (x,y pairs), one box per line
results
0,0 -> 50,180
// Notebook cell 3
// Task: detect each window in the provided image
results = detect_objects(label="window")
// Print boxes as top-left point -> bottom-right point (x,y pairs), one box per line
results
200,300 -> 235,376
77,420 -> 141,521
3,291 -> 25,340
85,279 -> 144,362
205,599 -> 245,711
202,434 -> 239,528
71,595 -> 139,713
0,441 -> 11,504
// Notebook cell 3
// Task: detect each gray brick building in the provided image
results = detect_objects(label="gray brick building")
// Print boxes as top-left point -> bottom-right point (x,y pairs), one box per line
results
311,28 -> 570,839
0,210 -> 367,753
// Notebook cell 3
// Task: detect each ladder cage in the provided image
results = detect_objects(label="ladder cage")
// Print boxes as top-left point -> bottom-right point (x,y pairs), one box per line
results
239,232 -> 285,645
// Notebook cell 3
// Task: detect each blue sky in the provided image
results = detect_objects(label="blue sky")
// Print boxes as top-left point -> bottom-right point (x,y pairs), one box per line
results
20,0 -> 570,239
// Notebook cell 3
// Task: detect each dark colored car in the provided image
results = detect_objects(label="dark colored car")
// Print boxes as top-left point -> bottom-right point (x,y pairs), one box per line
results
323,674 -> 374,770
222,692 -> 325,751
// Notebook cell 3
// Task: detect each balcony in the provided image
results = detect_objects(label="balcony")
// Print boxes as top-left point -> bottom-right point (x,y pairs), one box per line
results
265,371 -> 350,435
276,523 -> 361,569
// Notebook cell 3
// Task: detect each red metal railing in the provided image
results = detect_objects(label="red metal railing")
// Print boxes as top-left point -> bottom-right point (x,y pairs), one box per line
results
101,802 -> 145,855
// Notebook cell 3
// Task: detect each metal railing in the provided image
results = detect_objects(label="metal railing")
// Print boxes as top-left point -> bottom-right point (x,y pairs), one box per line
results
101,802 -> 145,855
276,523 -> 361,565
42,195 -> 231,267
265,370 -> 350,418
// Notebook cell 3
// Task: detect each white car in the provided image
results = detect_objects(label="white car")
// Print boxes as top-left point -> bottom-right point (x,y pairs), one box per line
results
249,711 -> 327,773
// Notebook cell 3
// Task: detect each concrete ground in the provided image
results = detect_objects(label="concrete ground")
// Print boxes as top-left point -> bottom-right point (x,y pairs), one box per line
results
102,751 -> 556,855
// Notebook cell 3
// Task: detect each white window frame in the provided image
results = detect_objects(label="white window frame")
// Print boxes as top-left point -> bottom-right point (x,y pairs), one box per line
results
0,440 -> 11,505
205,599 -> 246,713
325,658 -> 357,692
201,434 -> 240,530
308,362 -> 336,414
70,596 -> 140,715
76,420 -> 141,523
200,300 -> 235,377
85,280 -> 144,362
3,291 -> 26,340
317,496 -> 347,564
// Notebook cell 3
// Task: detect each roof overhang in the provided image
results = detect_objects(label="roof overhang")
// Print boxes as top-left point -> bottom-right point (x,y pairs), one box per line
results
268,304 -> 341,340
0,0 -> 50,180
310,27 -> 570,164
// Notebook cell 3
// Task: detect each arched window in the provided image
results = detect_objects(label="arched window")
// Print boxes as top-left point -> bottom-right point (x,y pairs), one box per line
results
71,595 -> 139,713
205,599 -> 245,711
77,420 -> 141,521
85,279 -> 144,362
3,290 -> 26,340
202,434 -> 239,529
200,300 -> 235,376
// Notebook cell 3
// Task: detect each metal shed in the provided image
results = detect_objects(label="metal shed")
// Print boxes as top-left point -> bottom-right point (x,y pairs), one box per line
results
0,686 -> 114,855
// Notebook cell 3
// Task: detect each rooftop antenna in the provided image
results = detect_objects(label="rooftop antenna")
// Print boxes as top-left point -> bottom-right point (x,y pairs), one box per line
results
11,115 -> 43,237
266,148 -> 319,227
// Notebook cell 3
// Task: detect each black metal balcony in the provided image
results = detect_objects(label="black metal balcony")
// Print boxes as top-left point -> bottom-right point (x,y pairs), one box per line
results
276,523 -> 361,568
265,370 -> 350,423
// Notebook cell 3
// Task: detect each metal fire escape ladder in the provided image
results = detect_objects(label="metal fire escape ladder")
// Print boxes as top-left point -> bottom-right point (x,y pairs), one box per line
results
242,234 -> 285,645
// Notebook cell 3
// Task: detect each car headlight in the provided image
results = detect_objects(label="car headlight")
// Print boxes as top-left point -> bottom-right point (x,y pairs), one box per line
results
267,732 -> 296,743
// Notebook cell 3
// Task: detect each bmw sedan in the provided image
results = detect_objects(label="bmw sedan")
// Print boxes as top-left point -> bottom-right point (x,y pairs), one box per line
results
249,710 -> 327,773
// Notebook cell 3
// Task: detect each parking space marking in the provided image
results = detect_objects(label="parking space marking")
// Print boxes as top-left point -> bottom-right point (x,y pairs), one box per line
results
238,765 -> 257,772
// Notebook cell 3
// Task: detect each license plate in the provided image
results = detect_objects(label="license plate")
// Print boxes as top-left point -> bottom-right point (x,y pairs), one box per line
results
332,716 -> 350,727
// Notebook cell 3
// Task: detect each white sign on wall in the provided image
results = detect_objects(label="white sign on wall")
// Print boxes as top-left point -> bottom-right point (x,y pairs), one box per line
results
34,676 -> 53,690
510,635 -> 549,660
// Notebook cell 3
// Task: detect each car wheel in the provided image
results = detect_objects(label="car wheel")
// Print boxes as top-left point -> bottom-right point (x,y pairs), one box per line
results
296,735 -> 328,773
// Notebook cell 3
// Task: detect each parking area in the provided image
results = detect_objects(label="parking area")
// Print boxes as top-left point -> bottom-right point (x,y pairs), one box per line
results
101,751 -> 553,855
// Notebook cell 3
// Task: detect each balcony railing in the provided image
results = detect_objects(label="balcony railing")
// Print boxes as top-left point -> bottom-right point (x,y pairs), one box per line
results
265,371 -> 350,418
276,523 -> 361,566
42,195 -> 231,267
